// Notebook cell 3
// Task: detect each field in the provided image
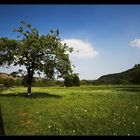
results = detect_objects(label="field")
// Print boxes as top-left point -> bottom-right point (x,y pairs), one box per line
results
0,85 -> 140,135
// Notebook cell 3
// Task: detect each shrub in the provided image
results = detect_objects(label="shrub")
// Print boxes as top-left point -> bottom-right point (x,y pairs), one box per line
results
0,77 -> 15,88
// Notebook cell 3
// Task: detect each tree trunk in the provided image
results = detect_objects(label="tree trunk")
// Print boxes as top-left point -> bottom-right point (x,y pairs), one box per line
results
27,84 -> 32,96
27,68 -> 34,96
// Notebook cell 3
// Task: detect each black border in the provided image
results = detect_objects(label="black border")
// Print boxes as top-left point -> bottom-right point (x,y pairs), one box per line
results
0,0 -> 140,4
0,1 -> 140,139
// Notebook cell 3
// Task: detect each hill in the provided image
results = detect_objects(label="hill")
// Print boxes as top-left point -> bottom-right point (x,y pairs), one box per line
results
94,64 -> 140,85
0,72 -> 17,81
0,72 -> 18,88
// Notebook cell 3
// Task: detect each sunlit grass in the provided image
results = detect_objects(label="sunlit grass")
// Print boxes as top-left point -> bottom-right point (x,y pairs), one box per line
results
0,85 -> 140,135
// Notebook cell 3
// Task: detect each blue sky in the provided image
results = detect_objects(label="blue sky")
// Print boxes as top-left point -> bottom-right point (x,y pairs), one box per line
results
0,4 -> 140,80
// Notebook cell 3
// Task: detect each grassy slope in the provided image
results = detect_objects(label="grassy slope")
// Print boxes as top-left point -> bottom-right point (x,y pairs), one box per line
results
95,66 -> 140,84
0,85 -> 140,135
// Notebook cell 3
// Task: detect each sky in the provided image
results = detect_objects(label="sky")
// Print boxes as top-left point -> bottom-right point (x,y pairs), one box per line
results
0,4 -> 140,80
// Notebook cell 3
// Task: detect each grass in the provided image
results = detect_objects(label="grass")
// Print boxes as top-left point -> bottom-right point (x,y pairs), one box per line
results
0,85 -> 140,135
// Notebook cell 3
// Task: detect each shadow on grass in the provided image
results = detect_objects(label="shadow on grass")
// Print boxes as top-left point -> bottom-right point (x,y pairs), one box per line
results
115,86 -> 140,89
0,88 -> 9,92
117,89 -> 140,92
0,92 -> 62,99
115,86 -> 140,92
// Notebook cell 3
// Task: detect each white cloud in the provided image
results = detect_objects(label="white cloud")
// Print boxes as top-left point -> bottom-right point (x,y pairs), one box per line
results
61,39 -> 98,59
130,38 -> 140,49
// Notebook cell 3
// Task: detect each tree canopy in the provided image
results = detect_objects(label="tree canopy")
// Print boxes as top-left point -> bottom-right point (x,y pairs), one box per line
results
0,37 -> 18,66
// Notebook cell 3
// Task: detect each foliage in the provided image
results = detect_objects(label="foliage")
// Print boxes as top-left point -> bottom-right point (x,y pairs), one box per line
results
64,73 -> 80,87
131,64 -> 140,84
14,79 -> 23,86
72,73 -> 80,86
0,77 -> 15,88
32,79 -> 63,87
10,71 -> 20,78
64,75 -> 74,87
0,38 -> 18,66
80,80 -> 94,86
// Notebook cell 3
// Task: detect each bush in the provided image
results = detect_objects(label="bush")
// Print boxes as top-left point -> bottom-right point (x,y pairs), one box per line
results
32,78 -> 63,87
0,77 -> 15,88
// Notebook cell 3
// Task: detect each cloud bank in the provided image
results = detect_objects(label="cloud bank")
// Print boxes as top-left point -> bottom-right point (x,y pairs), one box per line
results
130,38 -> 140,49
61,39 -> 98,59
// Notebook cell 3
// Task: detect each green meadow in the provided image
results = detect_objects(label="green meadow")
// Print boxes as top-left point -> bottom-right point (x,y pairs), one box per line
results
0,85 -> 140,135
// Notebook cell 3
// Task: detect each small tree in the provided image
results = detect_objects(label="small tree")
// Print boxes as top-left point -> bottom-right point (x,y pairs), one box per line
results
73,73 -> 80,86
131,64 -> 140,84
64,73 -> 80,87
10,71 -> 19,78
0,21 -> 74,95
80,79 -> 88,86
64,75 -> 74,87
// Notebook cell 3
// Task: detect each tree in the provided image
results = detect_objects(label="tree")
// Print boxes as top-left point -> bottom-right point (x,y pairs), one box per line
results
64,74 -> 74,87
80,79 -> 88,86
0,77 -> 15,88
64,73 -> 80,87
131,64 -> 140,84
0,21 -> 74,95
73,73 -> 80,86
10,71 -> 19,78
4,78 -> 15,88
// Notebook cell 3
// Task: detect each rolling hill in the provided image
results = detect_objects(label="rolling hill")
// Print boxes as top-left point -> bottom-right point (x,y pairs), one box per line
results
94,64 -> 140,85
0,72 -> 17,81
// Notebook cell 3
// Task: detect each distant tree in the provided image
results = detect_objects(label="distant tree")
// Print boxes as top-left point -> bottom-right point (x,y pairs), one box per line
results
0,77 -> 4,85
2,78 -> 15,88
134,64 -> 140,69
20,74 -> 28,87
80,79 -> 88,86
64,73 -> 80,87
64,74 -> 73,87
72,73 -> 80,86
0,21 -> 74,95
10,71 -> 19,78
15,79 -> 22,86
131,64 -> 140,84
